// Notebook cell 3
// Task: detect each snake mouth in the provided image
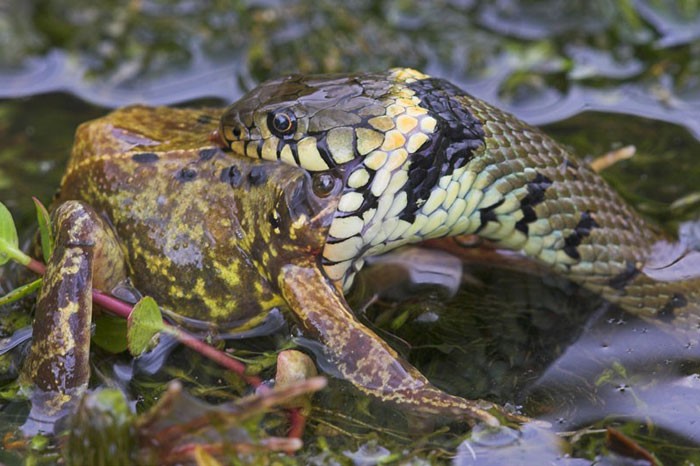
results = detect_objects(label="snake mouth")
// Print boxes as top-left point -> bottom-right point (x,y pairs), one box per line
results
209,129 -> 227,148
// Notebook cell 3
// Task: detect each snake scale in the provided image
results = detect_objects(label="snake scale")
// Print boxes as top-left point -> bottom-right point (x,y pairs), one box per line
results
217,68 -> 700,337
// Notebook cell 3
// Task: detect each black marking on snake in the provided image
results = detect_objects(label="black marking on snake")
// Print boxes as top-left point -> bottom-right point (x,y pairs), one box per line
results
132,152 -> 159,163
608,261 -> 640,290
400,78 -> 485,222
276,138 -> 286,161
248,166 -> 268,186
220,166 -> 243,188
658,293 -> 688,322
563,211 -> 599,260
176,167 -> 198,182
340,165 -> 378,216
515,173 -> 553,234
246,140 -> 263,159
289,141 -> 302,166
476,199 -> 505,234
198,148 -> 218,161
315,136 -> 339,169
358,194 -> 379,217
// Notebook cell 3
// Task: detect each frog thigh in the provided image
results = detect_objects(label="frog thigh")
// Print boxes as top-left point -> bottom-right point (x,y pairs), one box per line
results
278,261 -> 509,426
21,201 -> 127,418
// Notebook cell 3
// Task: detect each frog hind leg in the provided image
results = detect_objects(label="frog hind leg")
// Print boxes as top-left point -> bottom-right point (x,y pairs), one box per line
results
278,260 -> 522,427
21,201 -> 126,430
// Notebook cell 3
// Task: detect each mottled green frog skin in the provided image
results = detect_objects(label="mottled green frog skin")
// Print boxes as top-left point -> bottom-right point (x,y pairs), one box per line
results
56,106 -> 335,329
21,106 -> 337,419
22,105 -> 513,428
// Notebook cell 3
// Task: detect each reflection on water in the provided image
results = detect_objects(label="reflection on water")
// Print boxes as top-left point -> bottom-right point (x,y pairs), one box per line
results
357,252 -> 600,402
1,1 -> 699,136
527,308 -> 700,441
358,246 -> 700,462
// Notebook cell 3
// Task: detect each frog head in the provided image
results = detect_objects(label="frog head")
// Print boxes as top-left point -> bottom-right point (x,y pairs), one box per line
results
232,161 -> 341,287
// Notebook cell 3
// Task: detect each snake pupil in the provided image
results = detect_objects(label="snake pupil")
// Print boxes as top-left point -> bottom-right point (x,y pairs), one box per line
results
268,111 -> 296,138
312,172 -> 338,198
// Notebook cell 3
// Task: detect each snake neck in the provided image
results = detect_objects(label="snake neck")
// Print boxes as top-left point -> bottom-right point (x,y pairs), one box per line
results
322,72 -> 661,285
321,70 -> 490,289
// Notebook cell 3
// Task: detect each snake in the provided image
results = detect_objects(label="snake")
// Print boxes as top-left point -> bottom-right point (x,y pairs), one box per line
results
216,68 -> 700,332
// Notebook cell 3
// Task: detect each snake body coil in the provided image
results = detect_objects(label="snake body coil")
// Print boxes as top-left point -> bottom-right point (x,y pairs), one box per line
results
219,68 -> 699,327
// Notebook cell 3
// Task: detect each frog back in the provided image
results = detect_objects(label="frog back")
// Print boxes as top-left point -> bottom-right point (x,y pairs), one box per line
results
57,106 -> 285,330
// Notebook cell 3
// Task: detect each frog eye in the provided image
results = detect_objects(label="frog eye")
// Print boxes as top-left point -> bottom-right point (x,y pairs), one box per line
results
312,172 -> 341,198
267,110 -> 297,139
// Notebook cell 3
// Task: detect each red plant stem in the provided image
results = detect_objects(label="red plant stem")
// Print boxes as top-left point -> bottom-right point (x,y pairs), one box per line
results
175,329 -> 263,387
95,290 -> 263,386
92,289 -> 133,319
287,408 -> 306,439
26,258 -> 46,275
31,263 -> 262,387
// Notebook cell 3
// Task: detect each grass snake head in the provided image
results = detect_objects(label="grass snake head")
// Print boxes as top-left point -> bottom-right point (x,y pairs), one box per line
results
218,68 -> 486,290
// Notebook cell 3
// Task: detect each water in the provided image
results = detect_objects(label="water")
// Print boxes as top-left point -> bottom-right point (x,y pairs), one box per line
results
1,0 -> 700,463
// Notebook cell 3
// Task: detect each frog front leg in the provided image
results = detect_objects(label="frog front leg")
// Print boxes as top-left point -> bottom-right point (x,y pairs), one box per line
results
21,201 -> 126,427
278,260 -> 522,427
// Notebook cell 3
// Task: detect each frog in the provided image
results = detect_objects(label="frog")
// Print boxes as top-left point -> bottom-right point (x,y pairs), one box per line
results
20,104 -> 510,429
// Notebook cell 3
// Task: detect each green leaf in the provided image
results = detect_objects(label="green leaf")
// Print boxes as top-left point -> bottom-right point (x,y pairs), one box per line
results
127,296 -> 165,356
33,197 -> 54,263
93,314 -> 128,354
0,202 -> 21,266
0,278 -> 42,306
30,433 -> 50,452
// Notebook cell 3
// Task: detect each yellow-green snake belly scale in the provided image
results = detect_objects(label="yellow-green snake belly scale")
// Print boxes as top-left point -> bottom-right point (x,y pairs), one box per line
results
218,68 -> 700,331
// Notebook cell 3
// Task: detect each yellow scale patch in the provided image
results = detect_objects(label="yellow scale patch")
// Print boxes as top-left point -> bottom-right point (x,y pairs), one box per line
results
321,73 -> 441,290
322,68 -> 575,289
297,136 -> 329,170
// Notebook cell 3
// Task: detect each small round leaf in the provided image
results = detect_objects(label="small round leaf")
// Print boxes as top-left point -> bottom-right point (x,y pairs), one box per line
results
127,296 -> 165,356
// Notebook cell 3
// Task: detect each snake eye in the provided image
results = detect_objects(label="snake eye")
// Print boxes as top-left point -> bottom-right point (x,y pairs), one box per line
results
268,111 -> 297,139
312,172 -> 340,198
